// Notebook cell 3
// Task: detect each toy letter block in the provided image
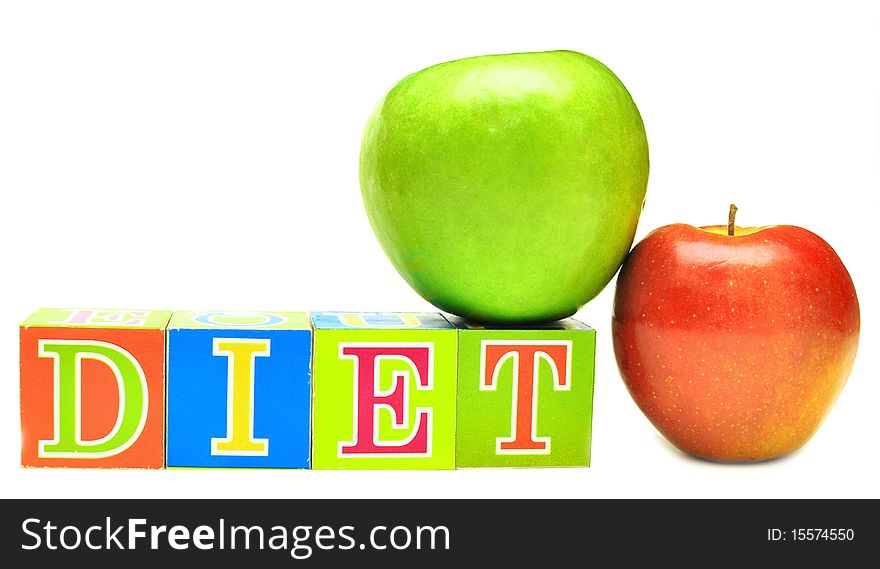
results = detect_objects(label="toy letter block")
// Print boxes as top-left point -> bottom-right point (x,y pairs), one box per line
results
20,308 -> 172,468
166,311 -> 312,468
310,312 -> 457,469
450,317 -> 596,467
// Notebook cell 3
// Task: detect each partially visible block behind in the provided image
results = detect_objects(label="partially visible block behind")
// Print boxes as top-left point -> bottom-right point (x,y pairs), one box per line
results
310,312 -> 457,470
20,308 -> 171,468
166,311 -> 312,469
450,317 -> 596,467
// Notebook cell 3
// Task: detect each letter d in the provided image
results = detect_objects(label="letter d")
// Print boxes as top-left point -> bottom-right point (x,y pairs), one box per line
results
38,340 -> 148,459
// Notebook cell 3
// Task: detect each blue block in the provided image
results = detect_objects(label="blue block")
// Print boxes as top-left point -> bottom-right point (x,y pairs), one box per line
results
166,311 -> 312,468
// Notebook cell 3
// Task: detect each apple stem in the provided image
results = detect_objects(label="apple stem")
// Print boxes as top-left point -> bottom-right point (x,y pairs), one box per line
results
728,203 -> 738,236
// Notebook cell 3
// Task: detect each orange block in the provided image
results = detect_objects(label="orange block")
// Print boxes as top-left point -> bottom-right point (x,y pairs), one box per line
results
20,309 -> 171,468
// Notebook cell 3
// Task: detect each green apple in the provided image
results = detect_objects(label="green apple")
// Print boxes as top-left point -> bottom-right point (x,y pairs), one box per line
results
360,50 -> 649,322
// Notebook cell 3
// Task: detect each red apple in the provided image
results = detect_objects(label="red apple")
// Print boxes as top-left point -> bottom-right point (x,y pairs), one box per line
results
612,206 -> 860,462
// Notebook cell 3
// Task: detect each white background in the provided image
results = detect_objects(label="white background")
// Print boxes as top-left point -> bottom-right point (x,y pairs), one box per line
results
1,1 -> 877,499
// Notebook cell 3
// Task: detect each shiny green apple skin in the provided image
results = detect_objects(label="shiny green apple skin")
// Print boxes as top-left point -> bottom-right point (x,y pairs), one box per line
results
360,50 -> 649,323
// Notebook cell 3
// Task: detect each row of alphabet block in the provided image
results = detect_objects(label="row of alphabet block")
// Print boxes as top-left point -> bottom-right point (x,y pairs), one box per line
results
20,308 -> 595,469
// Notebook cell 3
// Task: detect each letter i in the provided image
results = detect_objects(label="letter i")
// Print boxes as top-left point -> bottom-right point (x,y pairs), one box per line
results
211,338 -> 271,456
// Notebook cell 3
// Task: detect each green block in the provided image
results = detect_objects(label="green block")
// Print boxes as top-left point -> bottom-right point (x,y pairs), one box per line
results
310,312 -> 457,470
451,316 -> 596,467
